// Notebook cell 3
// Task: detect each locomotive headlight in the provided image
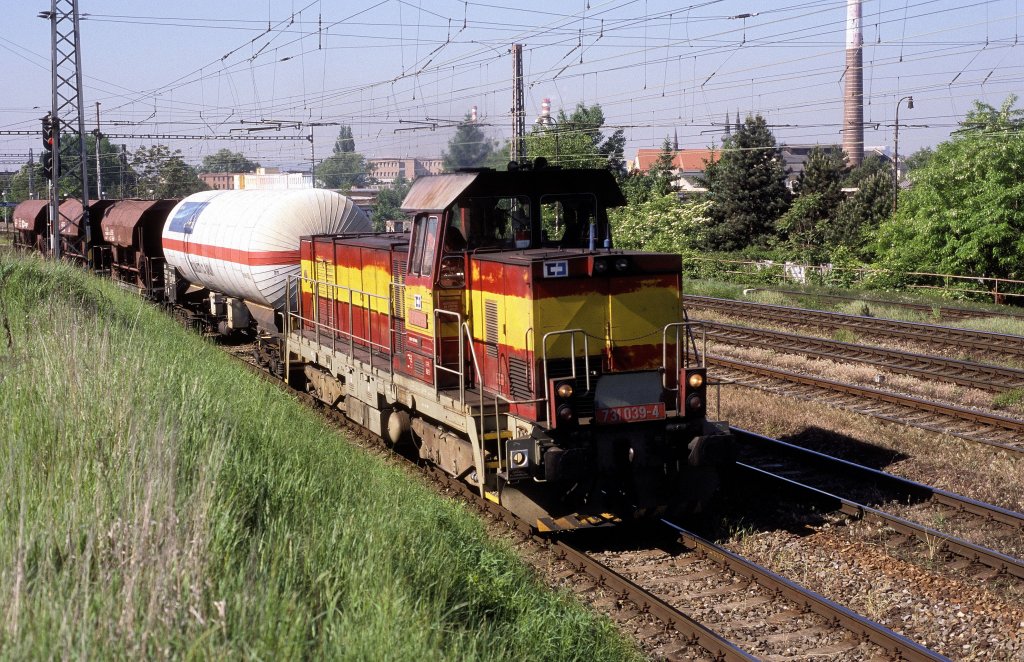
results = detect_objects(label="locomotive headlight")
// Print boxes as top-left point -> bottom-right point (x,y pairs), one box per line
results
614,257 -> 629,271
687,373 -> 704,389
512,451 -> 527,467
593,259 -> 608,274
687,394 -> 703,411
556,382 -> 574,399
557,404 -> 574,421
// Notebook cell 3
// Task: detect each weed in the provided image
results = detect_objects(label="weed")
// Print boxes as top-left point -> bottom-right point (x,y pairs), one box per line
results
993,387 -> 1024,411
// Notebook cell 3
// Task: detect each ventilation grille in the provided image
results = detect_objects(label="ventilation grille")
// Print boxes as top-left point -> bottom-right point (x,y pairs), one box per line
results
393,318 -> 405,357
509,356 -> 533,400
484,299 -> 499,358
392,258 -> 407,320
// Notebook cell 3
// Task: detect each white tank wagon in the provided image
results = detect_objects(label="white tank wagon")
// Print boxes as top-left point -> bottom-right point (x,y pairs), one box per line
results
162,189 -> 370,331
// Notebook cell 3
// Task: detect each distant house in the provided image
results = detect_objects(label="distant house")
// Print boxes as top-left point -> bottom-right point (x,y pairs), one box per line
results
780,144 -> 894,191
367,157 -> 443,185
629,148 -> 718,193
200,167 -> 313,190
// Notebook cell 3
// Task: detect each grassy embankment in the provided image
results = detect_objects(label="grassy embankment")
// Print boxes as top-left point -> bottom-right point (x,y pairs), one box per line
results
0,252 -> 639,661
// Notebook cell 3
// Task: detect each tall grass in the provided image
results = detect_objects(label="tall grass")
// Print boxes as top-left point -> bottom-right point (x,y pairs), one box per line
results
0,253 -> 639,661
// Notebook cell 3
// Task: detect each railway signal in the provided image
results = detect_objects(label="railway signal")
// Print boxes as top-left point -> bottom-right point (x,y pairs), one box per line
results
40,114 -> 56,180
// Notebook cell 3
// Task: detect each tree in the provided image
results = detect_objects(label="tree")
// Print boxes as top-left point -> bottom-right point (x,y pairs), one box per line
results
442,115 -> 496,171
199,149 -> 260,174
830,157 -> 893,254
333,126 -> 355,154
131,145 -> 208,198
316,126 -> 369,190
776,146 -> 847,258
524,103 -> 622,172
874,95 -> 1024,279
370,175 -> 412,230
609,194 -> 711,254
903,147 -> 934,173
315,152 -> 369,191
700,114 -> 790,250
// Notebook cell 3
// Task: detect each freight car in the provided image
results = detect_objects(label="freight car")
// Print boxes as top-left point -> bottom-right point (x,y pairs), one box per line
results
99,198 -> 179,295
160,189 -> 370,371
284,166 -> 733,530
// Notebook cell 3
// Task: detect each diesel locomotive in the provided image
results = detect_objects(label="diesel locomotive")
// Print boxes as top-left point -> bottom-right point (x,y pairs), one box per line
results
14,166 -> 733,531
285,166 -> 733,530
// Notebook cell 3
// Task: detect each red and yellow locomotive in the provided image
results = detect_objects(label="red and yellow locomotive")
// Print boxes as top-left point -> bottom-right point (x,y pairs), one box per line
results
289,165 -> 732,530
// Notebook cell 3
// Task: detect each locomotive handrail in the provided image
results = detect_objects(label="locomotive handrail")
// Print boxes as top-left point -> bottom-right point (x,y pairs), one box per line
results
433,308 -> 466,404
541,329 -> 590,429
290,274 -> 394,372
661,322 -> 708,391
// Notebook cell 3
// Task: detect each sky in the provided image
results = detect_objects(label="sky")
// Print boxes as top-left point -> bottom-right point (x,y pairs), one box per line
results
1,0 -> 1022,172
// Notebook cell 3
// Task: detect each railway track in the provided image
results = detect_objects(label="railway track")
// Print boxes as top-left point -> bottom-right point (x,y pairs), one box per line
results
685,295 -> 1024,361
224,337 -> 950,661
709,355 -> 1024,451
733,428 -> 1024,581
702,320 -> 1024,393
743,288 -> 1024,322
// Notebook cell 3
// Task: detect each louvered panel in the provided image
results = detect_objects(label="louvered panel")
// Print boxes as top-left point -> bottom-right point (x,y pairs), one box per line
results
485,299 -> 499,358
509,356 -> 533,400
392,258 -> 407,319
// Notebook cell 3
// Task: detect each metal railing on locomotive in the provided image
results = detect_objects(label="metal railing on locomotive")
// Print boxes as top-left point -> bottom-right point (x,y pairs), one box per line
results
663,322 -> 721,420
432,309 -> 516,487
287,274 -> 396,377
541,329 -> 591,429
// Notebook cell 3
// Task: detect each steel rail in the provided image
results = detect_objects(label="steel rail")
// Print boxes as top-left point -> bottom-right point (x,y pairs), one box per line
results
702,321 -> 1024,393
661,520 -> 950,662
733,428 -> 1024,530
685,295 -> 1024,358
733,461 -> 1024,581
421,467 -> 757,662
551,541 -> 758,662
708,355 -> 1024,450
743,288 -> 1024,322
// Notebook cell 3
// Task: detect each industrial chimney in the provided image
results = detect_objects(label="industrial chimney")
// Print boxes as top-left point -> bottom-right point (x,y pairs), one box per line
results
536,98 -> 553,125
843,0 -> 864,167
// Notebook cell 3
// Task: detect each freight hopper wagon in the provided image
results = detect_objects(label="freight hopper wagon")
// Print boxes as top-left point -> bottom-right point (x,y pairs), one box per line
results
11,199 -> 49,253
287,167 -> 733,531
100,199 -> 179,297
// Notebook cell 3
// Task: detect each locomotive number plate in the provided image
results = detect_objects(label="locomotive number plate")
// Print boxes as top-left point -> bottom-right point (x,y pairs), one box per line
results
595,402 -> 665,424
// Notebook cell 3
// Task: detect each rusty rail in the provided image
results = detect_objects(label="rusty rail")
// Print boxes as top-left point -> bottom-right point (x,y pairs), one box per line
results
662,520 -> 951,662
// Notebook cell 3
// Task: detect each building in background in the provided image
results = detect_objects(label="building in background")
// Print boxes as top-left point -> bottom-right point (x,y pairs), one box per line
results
629,148 -> 718,194
367,157 -> 443,185
200,167 -> 313,191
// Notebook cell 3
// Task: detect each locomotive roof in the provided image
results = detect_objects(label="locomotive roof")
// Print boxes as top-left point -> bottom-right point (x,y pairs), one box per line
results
401,167 -> 626,213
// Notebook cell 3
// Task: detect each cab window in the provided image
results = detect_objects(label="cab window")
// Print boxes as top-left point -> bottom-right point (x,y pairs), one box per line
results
539,194 -> 599,247
410,215 -> 439,276
464,196 -> 531,249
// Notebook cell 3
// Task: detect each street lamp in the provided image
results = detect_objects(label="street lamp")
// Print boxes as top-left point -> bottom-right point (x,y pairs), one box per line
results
893,95 -> 914,213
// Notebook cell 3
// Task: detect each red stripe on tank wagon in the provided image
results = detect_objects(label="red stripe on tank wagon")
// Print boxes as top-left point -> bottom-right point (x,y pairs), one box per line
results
163,238 -> 300,266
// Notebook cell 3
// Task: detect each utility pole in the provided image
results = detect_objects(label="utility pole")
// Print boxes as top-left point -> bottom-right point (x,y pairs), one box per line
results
41,0 -> 91,261
309,126 -> 316,186
28,149 -> 34,198
94,101 -> 102,199
843,0 -> 864,167
511,44 -> 525,165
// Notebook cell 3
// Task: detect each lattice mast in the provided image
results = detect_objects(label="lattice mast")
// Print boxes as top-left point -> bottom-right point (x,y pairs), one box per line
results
43,0 -> 91,260
511,44 -> 526,164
